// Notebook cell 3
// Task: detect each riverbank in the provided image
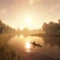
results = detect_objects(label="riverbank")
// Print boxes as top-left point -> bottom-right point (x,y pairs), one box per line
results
30,33 -> 60,37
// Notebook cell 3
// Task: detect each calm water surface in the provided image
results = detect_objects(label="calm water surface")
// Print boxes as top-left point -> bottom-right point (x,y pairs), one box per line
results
8,34 -> 60,59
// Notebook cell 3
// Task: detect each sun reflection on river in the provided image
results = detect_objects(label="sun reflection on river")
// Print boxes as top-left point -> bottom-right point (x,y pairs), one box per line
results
26,41 -> 31,49
24,36 -> 44,52
25,39 -> 31,52
8,35 -> 60,59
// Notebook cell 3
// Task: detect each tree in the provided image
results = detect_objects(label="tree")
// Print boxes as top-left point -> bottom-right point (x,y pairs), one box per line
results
42,20 -> 60,35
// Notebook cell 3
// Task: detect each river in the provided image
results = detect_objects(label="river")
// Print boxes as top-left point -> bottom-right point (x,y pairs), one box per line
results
8,34 -> 60,60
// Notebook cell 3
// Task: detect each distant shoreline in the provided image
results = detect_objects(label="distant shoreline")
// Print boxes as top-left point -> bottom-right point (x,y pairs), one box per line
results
30,33 -> 60,37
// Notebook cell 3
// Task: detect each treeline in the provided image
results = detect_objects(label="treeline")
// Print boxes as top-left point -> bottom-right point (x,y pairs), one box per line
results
0,20 -> 16,34
42,20 -> 60,35
0,20 -> 17,44
0,20 -> 21,60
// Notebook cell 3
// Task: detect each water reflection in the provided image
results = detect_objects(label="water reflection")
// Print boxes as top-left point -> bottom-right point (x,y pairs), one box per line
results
25,41 -> 31,49
43,37 -> 60,49
8,35 -> 60,59
25,41 -> 31,52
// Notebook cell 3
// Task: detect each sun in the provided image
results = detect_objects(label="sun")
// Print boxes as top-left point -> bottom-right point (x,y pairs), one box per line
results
26,17 -> 31,24
25,17 -> 32,30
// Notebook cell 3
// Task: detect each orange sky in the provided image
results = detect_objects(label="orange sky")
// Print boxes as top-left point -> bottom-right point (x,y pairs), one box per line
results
0,0 -> 60,30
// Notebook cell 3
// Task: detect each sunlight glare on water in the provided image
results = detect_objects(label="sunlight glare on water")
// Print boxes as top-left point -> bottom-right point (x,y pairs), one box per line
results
25,38 -> 31,52
26,41 -> 31,49
24,36 -> 44,52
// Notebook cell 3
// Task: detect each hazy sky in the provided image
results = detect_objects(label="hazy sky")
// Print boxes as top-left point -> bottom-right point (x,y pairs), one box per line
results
0,0 -> 60,29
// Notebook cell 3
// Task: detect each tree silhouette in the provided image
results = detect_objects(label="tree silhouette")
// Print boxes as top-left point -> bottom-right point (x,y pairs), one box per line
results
42,20 -> 60,35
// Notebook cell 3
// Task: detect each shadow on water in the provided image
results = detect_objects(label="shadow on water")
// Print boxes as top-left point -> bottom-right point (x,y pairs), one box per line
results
43,37 -> 60,49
